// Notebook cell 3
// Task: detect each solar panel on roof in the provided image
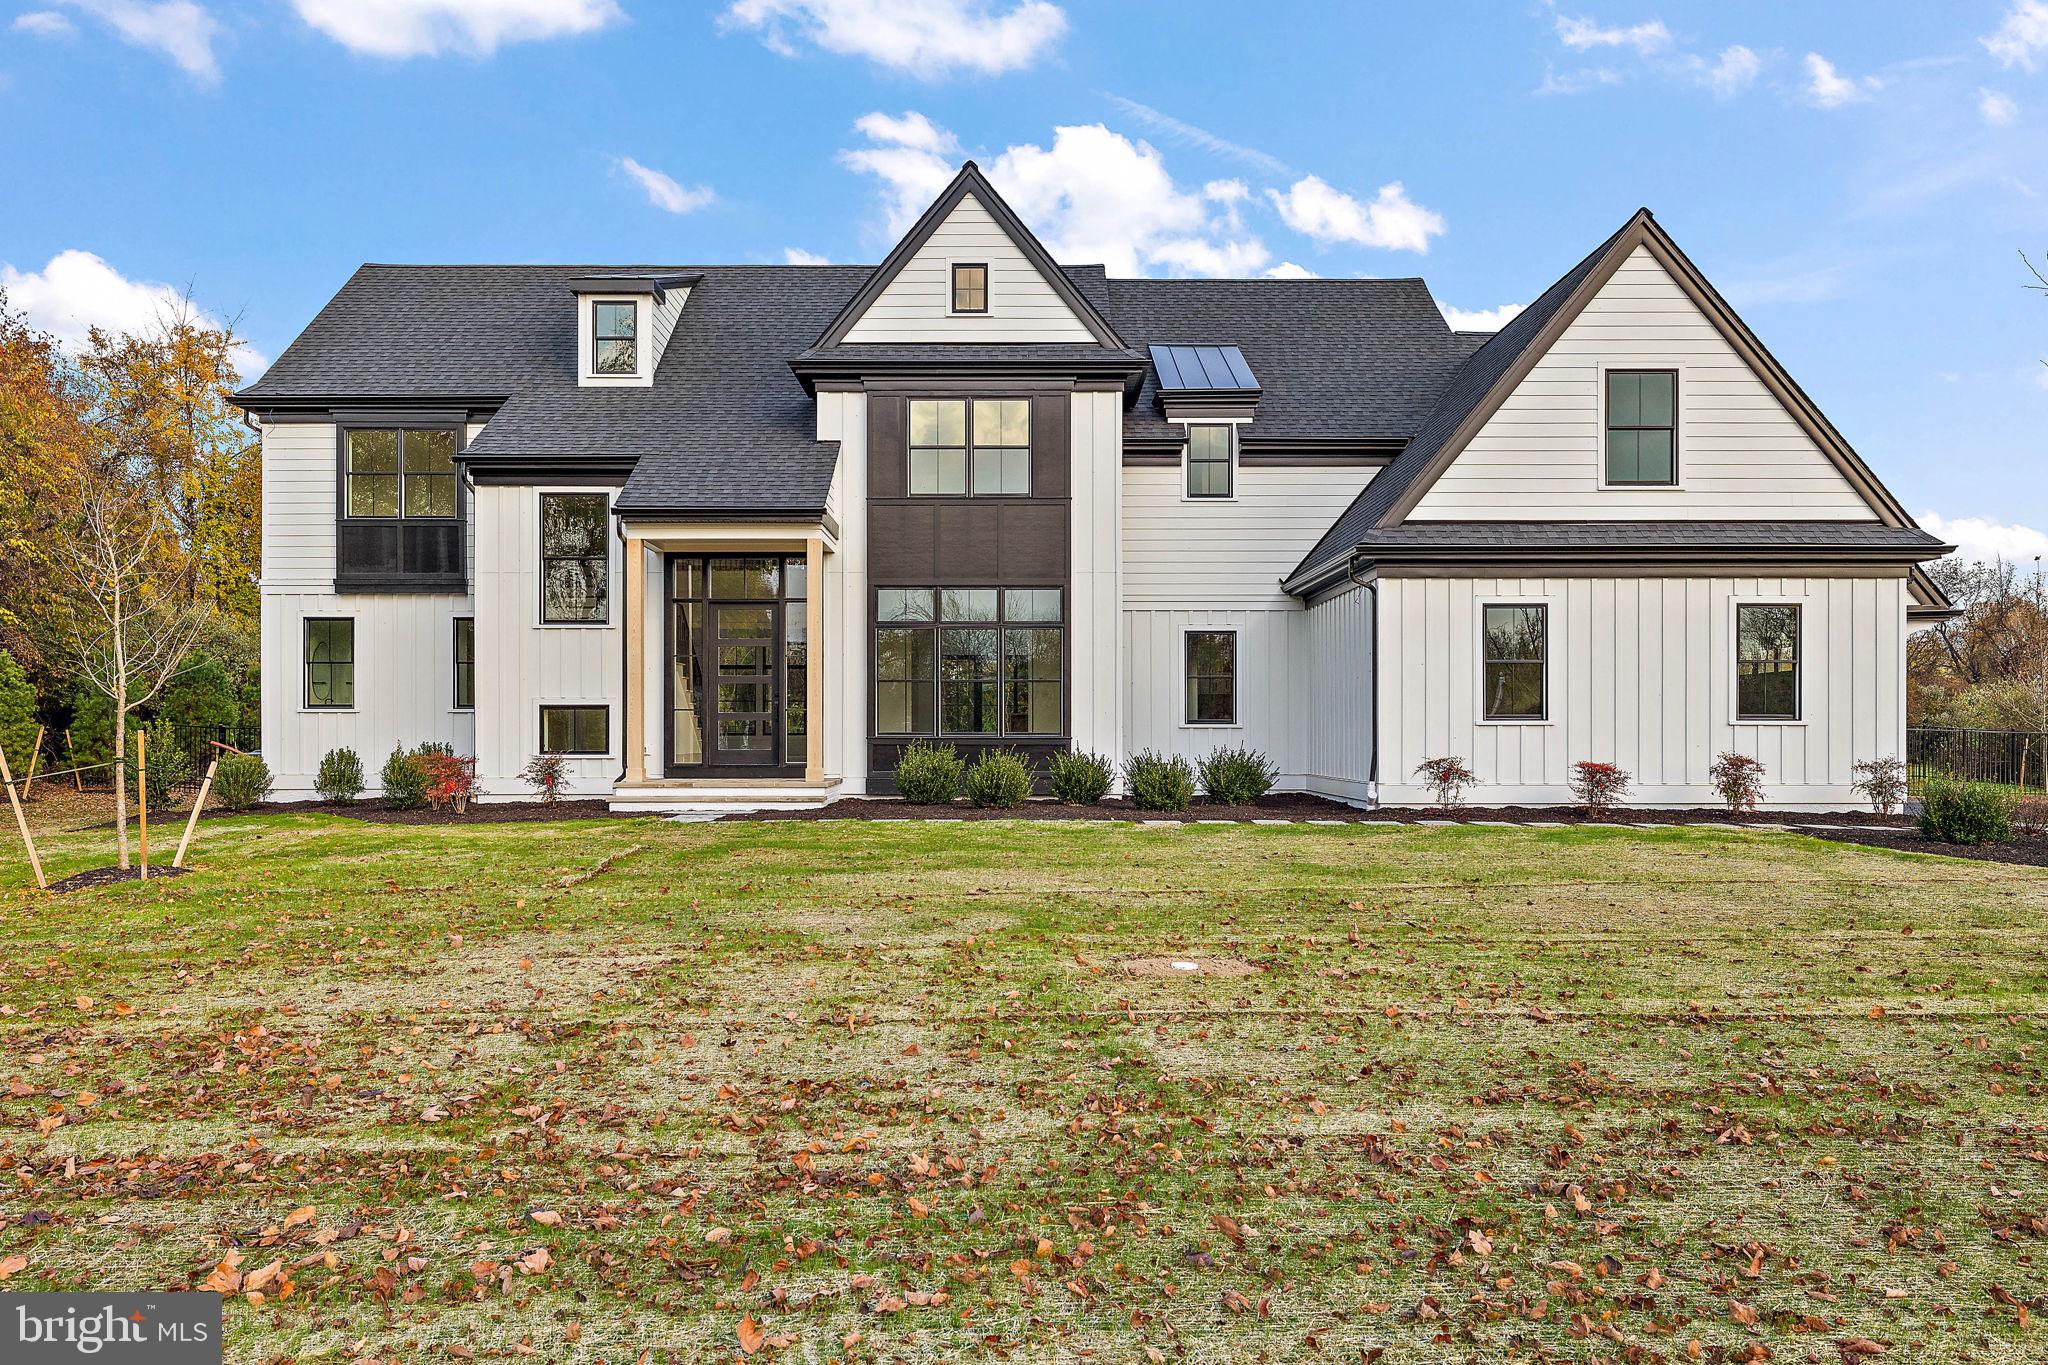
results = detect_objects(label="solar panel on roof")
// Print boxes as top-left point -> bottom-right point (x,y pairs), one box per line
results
1149,343 -> 1259,393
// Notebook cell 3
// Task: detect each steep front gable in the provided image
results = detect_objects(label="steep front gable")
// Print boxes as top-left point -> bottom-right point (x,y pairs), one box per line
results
817,162 -> 1125,349
1409,242 -> 1872,521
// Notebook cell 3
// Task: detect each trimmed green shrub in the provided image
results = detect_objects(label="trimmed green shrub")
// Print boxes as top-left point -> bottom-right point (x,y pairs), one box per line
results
381,745 -> 432,809
0,648 -> 36,778
125,717 -> 190,805
1918,778 -> 2014,845
963,749 -> 1032,809
316,747 -> 365,803
1048,749 -> 1114,805
212,752 -> 273,811
1124,750 -> 1195,812
893,740 -> 962,805
1198,745 -> 1276,806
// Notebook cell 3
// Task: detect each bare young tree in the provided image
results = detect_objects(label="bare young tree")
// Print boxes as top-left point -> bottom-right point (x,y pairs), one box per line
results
59,490 -> 210,866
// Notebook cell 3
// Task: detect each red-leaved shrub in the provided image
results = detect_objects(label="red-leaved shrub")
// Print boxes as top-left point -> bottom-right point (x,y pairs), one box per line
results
1568,760 -> 1631,815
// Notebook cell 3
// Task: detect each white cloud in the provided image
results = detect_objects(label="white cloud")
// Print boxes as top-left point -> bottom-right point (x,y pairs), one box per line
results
782,247 -> 831,265
615,157 -> 714,214
839,114 -> 1291,278
1980,88 -> 2019,126
1984,0 -> 2048,71
1102,95 -> 1289,176
62,0 -> 219,82
1263,262 -> 1315,279
1439,301 -> 1525,331
12,10 -> 75,35
1802,52 -> 1878,109
1555,12 -> 1669,55
1919,512 -> 2048,567
722,0 -> 1064,77
290,0 -> 621,58
1265,175 -> 1445,254
1535,63 -> 1622,96
1697,44 -> 1760,97
0,249 -> 263,372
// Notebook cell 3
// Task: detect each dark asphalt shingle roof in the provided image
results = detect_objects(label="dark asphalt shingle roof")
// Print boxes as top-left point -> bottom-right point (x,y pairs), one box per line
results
1352,522 -> 1950,553
1286,219 -> 1634,587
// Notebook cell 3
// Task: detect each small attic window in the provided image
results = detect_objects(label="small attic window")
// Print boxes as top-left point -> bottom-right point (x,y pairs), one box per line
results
951,263 -> 987,315
592,300 -> 638,376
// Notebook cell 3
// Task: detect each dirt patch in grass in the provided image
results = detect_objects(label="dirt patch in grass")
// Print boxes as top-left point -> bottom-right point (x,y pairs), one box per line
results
45,863 -> 190,893
1120,954 -> 1260,977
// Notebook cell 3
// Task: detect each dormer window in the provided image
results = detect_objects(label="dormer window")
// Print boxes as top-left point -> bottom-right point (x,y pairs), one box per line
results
951,262 -> 987,314
593,301 -> 638,376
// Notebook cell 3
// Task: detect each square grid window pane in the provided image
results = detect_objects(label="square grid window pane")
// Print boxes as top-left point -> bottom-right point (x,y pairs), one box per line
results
346,430 -> 400,518
1482,605 -> 1547,720
593,301 -> 637,375
1184,630 -> 1235,724
1736,605 -> 1800,719
1186,425 -> 1233,498
402,430 -> 457,518
952,263 -> 987,312
1605,370 -> 1677,485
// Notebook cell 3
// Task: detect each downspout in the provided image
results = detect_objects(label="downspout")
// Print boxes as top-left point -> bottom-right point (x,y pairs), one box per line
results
614,513 -> 629,791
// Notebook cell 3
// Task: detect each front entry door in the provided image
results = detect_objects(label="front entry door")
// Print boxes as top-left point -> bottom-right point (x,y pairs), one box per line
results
708,598 -> 780,766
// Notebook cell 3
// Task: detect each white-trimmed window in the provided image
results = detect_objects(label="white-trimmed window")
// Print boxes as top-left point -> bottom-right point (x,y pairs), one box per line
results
1185,424 -> 1233,498
1735,603 -> 1801,720
540,492 -> 610,624
1184,629 -> 1236,724
951,262 -> 988,314
592,301 -> 638,376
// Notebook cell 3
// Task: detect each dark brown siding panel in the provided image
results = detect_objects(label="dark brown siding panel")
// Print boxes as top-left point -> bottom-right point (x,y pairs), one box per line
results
1030,393 -> 1069,499
869,501 -> 937,582
937,506 -> 1003,583
868,394 -> 906,499
999,503 -> 1067,580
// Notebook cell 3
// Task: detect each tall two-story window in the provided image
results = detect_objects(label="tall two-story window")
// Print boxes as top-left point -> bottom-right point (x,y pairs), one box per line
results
1185,424 -> 1233,498
1605,369 -> 1677,486
540,493 -> 609,623
1736,604 -> 1800,720
1482,605 -> 1547,720
908,399 -> 1029,496
345,429 -> 457,519
592,301 -> 638,376
951,262 -> 988,313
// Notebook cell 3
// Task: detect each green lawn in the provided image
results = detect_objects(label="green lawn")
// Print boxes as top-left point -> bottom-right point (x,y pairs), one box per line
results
2,813 -> 2046,1363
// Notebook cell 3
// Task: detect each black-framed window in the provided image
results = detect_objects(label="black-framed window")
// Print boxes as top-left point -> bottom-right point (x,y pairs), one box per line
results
345,428 -> 457,520
908,398 -> 1030,496
951,262 -> 988,314
540,492 -> 609,623
304,618 -> 354,709
1482,604 -> 1547,720
541,705 -> 609,755
592,300 -> 637,376
1184,630 -> 1235,725
452,616 -> 474,710
1605,369 -> 1677,486
1736,603 -> 1800,720
1186,424 -> 1233,498
876,587 -> 1062,738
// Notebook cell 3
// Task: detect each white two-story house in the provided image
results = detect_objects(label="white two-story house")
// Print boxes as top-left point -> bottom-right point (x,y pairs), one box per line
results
234,162 -> 1954,811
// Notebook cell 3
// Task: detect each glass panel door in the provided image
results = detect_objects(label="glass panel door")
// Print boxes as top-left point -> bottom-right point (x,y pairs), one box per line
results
709,601 -> 778,764
669,554 -> 806,771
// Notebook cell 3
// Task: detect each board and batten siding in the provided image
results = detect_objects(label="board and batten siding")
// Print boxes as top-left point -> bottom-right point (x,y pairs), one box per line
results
1121,462 -> 1376,787
1410,245 -> 1875,521
840,194 -> 1095,344
816,388 -> 870,793
1374,573 -> 1907,808
1302,584 -> 1375,804
258,420 -> 476,799
1068,391 -> 1124,767
470,482 -> 621,798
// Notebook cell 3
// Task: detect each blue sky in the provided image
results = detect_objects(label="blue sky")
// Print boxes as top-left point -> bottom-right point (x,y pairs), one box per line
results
3,0 -> 2045,560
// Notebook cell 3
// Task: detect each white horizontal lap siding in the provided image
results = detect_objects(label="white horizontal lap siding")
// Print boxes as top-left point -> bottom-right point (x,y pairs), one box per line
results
1412,246 -> 1875,521
1120,463 -> 1376,787
472,484 -> 622,799
258,419 -> 474,798
1374,573 -> 1906,808
840,195 -> 1095,343
1303,584 -> 1374,803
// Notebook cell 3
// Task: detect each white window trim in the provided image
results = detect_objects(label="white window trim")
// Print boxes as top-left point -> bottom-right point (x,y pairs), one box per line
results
1595,362 -> 1689,493
946,256 -> 991,317
576,294 -> 654,388
535,486 -> 617,629
1180,626 -> 1240,728
1474,595 -> 1558,726
1729,595 -> 1809,727
1178,419 -> 1243,504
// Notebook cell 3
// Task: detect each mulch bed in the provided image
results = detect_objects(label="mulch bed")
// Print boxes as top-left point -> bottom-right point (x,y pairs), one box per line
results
221,799 -> 619,825
46,864 -> 190,893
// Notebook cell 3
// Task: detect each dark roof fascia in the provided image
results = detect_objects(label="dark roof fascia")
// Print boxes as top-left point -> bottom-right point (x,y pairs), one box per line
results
789,352 -> 1147,396
1908,563 -> 1959,620
567,272 -> 702,300
810,161 -> 1128,350
233,393 -> 508,419
460,454 -> 637,485
612,504 -> 838,533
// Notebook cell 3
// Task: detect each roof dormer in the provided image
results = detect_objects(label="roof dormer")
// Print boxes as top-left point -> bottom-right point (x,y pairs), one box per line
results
1150,343 -> 1261,423
569,272 -> 699,387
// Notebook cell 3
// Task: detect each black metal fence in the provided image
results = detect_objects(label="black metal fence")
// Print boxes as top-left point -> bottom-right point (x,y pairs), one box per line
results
1907,726 -> 2047,793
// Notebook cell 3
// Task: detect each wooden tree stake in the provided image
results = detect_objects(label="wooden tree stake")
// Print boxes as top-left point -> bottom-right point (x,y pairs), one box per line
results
0,743 -> 45,891
173,756 -> 216,869
66,730 -> 81,792
21,725 -> 44,799
137,729 -> 148,881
